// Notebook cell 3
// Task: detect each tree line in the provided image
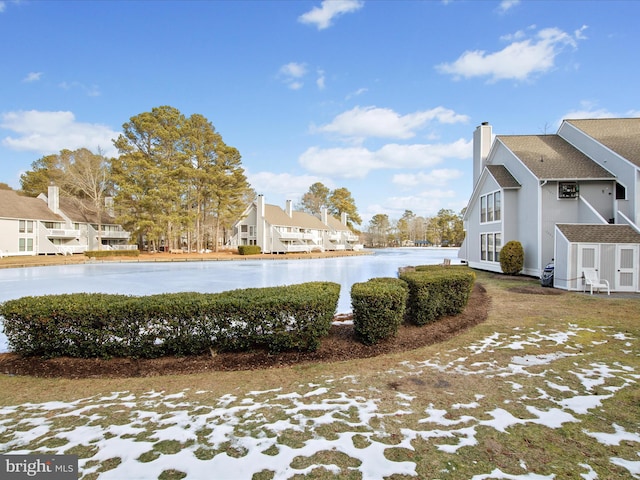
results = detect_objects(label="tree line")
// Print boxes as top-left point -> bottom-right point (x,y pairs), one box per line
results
16,106 -> 363,252
364,208 -> 465,248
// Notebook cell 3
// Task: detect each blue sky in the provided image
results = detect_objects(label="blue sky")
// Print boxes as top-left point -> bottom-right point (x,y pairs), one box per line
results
1,0 -> 639,225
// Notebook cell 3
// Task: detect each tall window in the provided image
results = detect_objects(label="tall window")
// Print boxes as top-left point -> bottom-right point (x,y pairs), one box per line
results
19,238 -> 34,252
488,234 -> 494,261
487,193 -> 494,222
480,233 -> 501,263
480,191 -> 501,223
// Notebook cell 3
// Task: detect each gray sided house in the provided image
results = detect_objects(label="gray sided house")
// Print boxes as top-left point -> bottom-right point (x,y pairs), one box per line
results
460,118 -> 640,293
232,195 -> 360,254
0,185 -> 132,257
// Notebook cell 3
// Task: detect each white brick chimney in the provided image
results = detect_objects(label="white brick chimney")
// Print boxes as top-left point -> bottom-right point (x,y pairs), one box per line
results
47,184 -> 59,214
473,122 -> 492,188
321,207 -> 328,225
285,199 -> 293,217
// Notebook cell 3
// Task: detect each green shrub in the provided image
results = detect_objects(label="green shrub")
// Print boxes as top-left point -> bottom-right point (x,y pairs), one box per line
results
85,249 -> 140,258
238,245 -> 261,255
0,282 -> 340,359
351,277 -> 408,345
500,240 -> 524,275
399,266 -> 475,326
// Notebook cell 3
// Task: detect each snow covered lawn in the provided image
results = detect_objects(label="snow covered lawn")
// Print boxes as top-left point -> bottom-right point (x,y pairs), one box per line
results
1,277 -> 639,479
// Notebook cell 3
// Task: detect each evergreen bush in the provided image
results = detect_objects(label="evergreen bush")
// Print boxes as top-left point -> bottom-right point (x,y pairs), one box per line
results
85,249 -> 139,258
0,281 -> 340,358
399,266 -> 475,326
238,245 -> 261,255
351,277 -> 408,345
500,240 -> 524,275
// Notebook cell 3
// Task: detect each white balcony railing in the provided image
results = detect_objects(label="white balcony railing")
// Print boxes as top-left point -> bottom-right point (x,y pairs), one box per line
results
47,228 -> 80,238
98,230 -> 130,239
110,245 -> 138,251
57,245 -> 88,255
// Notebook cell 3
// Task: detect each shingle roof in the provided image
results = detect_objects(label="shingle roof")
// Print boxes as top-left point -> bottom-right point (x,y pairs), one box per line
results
324,215 -> 351,232
497,135 -> 615,180
59,197 -> 116,224
486,165 -> 520,189
264,204 -> 329,230
557,224 -> 640,244
0,189 -> 64,221
565,118 -> 640,168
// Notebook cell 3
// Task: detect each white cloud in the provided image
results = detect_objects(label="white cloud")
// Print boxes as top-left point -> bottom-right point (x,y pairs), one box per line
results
298,0 -> 364,30
59,80 -> 101,97
316,69 -> 326,90
247,171 -> 330,199
313,106 -> 469,141
365,189 -> 458,220
23,72 -> 43,83
0,110 -> 119,157
392,168 -> 464,188
0,2 -> 5,13
498,0 -> 520,14
279,62 -> 308,90
279,62 -> 307,78
346,87 -> 368,100
299,138 -> 471,178
436,26 -> 585,82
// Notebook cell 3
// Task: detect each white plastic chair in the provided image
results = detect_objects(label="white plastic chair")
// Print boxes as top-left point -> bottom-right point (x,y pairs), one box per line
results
582,268 -> 610,295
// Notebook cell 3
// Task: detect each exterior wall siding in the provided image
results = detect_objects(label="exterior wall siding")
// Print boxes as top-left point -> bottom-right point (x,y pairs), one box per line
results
559,122 -> 638,225
491,146 -> 540,276
0,218 -> 17,254
553,230 -> 569,290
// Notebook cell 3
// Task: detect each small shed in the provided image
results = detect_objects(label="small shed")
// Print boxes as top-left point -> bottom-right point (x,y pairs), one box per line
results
554,224 -> 640,293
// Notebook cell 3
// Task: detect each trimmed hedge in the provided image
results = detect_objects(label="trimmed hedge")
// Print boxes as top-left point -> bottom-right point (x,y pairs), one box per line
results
500,240 -> 524,275
85,249 -> 140,258
238,245 -> 261,255
399,266 -> 475,326
351,277 -> 408,345
0,282 -> 340,359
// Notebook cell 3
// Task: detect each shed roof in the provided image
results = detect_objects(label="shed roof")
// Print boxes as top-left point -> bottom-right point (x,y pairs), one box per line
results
557,223 -> 640,244
0,189 -> 64,222
486,165 -> 520,189
565,118 -> 640,168
498,135 -> 614,180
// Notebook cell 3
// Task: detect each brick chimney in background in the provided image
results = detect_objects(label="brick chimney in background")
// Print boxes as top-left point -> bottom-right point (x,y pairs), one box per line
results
285,199 -> 293,217
47,184 -> 59,214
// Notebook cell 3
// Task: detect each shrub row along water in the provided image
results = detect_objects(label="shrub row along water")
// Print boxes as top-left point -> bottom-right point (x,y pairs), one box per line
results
0,282 -> 340,359
352,265 -> 475,344
0,267 -> 475,358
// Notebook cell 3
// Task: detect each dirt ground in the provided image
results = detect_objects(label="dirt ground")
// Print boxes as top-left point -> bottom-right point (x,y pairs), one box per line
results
0,283 -> 489,379
0,249 -> 372,269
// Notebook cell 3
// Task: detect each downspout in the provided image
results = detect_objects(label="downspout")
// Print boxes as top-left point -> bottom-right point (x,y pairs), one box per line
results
538,180 -> 548,277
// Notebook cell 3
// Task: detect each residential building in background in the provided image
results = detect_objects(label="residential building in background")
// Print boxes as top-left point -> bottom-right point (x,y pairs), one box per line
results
232,195 -> 361,253
0,185 -> 132,256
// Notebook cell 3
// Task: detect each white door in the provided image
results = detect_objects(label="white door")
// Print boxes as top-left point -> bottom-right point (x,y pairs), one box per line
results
615,245 -> 638,292
577,244 -> 599,291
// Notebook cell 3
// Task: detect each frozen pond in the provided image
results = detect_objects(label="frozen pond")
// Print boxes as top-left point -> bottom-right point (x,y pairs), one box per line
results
0,247 -> 460,352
